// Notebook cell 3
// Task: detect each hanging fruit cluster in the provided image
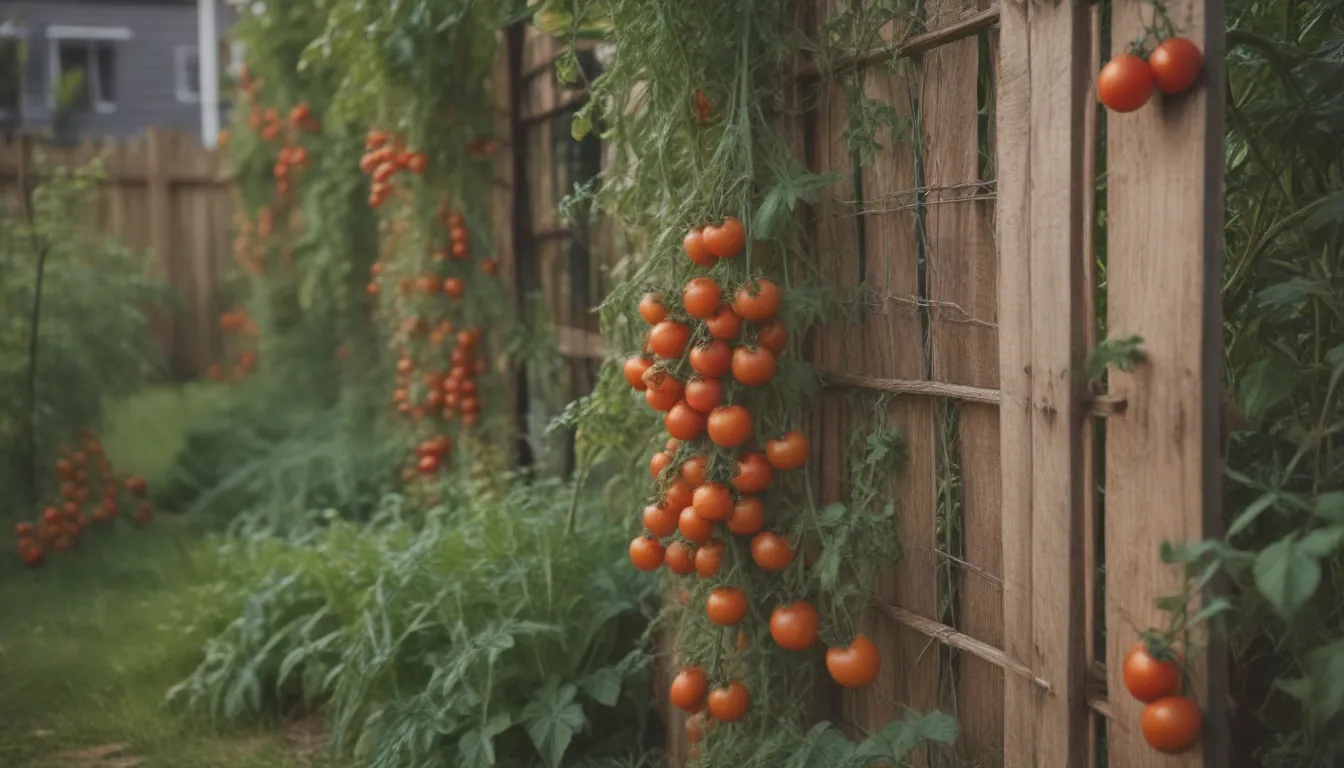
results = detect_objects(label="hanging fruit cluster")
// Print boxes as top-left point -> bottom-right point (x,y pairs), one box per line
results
359,130 -> 429,209
1099,36 -> 1204,113
623,216 -> 881,737
12,430 -> 154,568
209,308 -> 260,382
1123,636 -> 1203,753
366,196 -> 494,484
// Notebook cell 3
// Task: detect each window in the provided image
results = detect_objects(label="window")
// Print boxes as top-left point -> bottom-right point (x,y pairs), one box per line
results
175,45 -> 199,103
46,26 -> 130,114
0,33 -> 21,125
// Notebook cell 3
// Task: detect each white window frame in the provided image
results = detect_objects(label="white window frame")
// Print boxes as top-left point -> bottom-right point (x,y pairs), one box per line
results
174,45 -> 200,103
46,25 -> 131,115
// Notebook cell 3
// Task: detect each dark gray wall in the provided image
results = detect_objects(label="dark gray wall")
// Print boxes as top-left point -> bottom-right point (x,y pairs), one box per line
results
0,0 -> 235,140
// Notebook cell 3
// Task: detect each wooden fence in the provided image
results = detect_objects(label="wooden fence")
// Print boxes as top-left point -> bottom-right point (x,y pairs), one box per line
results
0,129 -> 234,378
493,0 -> 1226,765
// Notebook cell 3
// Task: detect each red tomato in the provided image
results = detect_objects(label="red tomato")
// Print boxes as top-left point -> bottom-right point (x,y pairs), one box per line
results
682,277 -> 722,319
665,479 -> 695,510
680,454 -> 709,486
649,321 -> 691,359
689,341 -> 732,378
706,587 -> 749,626
684,378 -> 724,413
705,306 -> 743,341
695,541 -> 724,578
665,402 -> 708,441
623,356 -> 653,391
1148,37 -> 1203,95
707,405 -> 752,448
750,531 -> 795,571
706,681 -> 751,722
650,450 -> 673,479
639,293 -> 667,324
1141,696 -> 1202,753
731,346 -> 776,387
770,601 -> 820,651
826,636 -> 881,689
765,431 -> 810,470
692,483 -> 734,522
643,503 -> 679,538
629,536 -> 666,571
644,373 -> 684,411
678,506 -> 715,544
732,279 -> 782,322
731,452 -> 774,493
727,496 -> 765,536
669,667 -> 708,713
683,228 -> 719,268
1098,53 -> 1154,113
665,541 -> 696,575
702,217 -> 746,259
1123,642 -> 1182,702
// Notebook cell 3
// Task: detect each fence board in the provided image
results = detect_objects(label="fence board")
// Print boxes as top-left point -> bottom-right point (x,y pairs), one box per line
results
0,129 -> 232,379
1104,0 -> 1226,765
997,0 -> 1092,764
921,1 -> 1004,761
853,41 -> 943,755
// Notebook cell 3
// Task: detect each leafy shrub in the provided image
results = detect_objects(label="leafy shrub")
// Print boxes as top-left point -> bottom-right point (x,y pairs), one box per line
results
0,158 -> 166,511
170,478 -> 658,768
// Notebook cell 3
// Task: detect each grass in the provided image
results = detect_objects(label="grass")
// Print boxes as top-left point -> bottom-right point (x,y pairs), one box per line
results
0,384 -> 331,768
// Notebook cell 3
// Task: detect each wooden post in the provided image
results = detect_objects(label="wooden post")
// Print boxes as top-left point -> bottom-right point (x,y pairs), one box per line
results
1104,0 -> 1226,765
146,128 -> 177,373
998,0 -> 1092,764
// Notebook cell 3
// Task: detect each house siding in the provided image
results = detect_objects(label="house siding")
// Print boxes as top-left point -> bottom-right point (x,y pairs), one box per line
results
0,0 -> 235,141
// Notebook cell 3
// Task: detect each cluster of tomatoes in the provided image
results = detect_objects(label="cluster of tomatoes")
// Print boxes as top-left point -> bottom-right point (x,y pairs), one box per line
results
359,130 -> 429,209
1123,639 -> 1203,753
12,431 -> 153,568
364,201 -> 493,481
230,207 -> 277,276
208,309 -> 260,382
1098,36 -> 1204,113
622,217 -> 881,746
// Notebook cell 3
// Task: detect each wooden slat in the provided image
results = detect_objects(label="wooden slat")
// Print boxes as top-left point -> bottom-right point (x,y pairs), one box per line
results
997,0 -> 1091,763
1104,0 -> 1227,764
797,6 -> 1001,80
849,20 -> 942,743
920,0 -> 1003,758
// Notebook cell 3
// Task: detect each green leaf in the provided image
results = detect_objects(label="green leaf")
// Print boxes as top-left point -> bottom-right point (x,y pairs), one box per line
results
521,681 -> 587,767
1188,597 -> 1233,626
1253,536 -> 1321,617
1238,355 -> 1301,421
578,666 -> 622,706
1227,492 -> 1279,538
457,713 -> 512,768
1314,491 -> 1344,523
1276,638 -> 1344,724
1160,539 -> 1220,564
859,709 -> 959,760
755,167 -> 843,240
1299,526 -> 1344,558
1326,343 -> 1344,370
1256,277 -> 1331,309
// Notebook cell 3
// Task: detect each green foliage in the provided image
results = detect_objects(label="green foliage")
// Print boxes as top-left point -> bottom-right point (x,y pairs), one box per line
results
169,479 -> 657,768
0,159 -> 167,512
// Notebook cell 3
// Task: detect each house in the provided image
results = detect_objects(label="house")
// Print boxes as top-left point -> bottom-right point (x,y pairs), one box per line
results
0,0 -> 237,145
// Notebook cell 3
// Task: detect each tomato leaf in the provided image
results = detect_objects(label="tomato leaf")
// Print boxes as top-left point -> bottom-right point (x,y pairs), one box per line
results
754,167 -> 843,241
1087,335 -> 1146,380
1256,277 -> 1332,311
1253,536 -> 1322,617
1276,638 -> 1344,726
1227,491 -> 1280,539
521,681 -> 587,768
856,708 -> 959,760
1314,491 -> 1344,523
457,713 -> 512,768
1298,526 -> 1344,558
1238,354 -> 1301,421
577,666 -> 622,707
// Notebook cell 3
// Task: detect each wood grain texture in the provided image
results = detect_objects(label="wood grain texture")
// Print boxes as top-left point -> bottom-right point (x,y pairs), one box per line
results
920,0 -> 1004,759
1104,0 -> 1226,765
997,0 -> 1091,764
852,43 -> 942,748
